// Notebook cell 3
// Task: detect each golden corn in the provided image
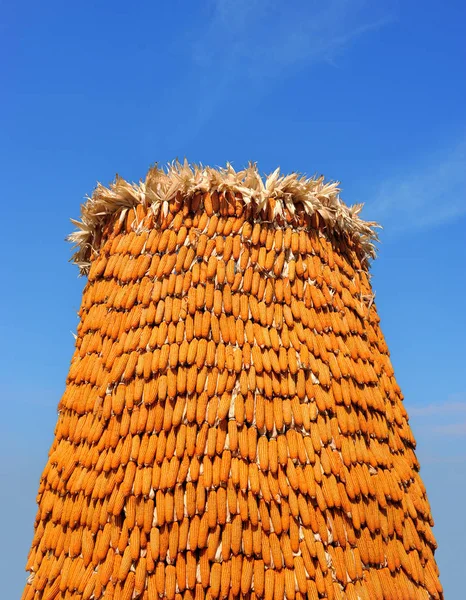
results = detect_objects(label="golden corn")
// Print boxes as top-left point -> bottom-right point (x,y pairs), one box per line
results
22,166 -> 442,600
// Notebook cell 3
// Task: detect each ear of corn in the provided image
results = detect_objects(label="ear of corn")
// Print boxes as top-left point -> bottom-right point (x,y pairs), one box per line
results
23,168 -> 442,600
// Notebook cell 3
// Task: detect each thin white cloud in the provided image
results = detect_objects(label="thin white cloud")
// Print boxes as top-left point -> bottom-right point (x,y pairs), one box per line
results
182,0 -> 392,141
419,454 -> 466,465
408,395 -> 466,439
409,398 -> 466,417
431,422 -> 466,436
368,135 -> 466,232
195,0 -> 391,75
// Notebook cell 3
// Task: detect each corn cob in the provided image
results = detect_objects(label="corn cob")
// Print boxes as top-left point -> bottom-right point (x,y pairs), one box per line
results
22,167 -> 442,600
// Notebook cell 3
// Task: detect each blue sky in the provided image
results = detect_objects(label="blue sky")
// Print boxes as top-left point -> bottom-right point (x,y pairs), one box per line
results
1,0 -> 465,597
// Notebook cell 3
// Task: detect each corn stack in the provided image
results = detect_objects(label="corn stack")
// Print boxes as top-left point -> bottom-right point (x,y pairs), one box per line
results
22,162 -> 443,600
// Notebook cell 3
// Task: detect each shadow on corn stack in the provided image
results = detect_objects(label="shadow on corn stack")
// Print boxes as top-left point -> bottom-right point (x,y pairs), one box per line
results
22,162 -> 443,600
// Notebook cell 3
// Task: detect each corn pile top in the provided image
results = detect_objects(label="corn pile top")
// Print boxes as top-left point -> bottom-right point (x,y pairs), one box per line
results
22,163 -> 442,600
69,161 -> 380,275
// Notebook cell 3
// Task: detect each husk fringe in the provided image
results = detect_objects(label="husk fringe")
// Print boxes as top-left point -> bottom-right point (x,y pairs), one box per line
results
68,161 -> 380,275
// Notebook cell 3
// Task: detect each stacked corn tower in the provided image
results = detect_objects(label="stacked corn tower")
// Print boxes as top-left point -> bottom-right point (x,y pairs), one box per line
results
22,162 -> 443,600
